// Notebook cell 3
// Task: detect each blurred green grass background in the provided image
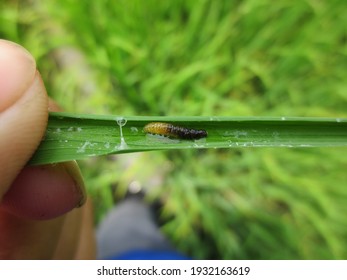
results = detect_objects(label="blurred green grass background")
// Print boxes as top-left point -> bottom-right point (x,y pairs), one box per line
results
1,0 -> 347,259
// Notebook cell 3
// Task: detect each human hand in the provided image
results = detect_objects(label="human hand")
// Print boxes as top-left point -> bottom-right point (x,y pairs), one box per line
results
0,40 -> 95,259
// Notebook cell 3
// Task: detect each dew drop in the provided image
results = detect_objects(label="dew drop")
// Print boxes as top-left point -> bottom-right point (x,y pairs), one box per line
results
115,117 -> 128,150
77,141 -> 91,153
116,117 -> 127,127
131,127 -> 138,134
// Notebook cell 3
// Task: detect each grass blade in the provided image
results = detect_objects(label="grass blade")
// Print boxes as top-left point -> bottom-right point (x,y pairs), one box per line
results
29,112 -> 347,165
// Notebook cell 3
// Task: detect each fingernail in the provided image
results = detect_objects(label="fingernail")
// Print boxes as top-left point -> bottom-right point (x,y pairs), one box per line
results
0,40 -> 36,112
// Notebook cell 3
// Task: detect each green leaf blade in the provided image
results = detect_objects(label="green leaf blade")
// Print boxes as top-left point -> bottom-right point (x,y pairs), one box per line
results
29,112 -> 347,165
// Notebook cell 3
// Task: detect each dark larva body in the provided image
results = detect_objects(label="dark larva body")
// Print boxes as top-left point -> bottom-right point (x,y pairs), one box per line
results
144,122 -> 207,140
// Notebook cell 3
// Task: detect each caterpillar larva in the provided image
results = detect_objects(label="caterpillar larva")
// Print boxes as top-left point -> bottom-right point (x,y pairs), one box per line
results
144,122 -> 207,140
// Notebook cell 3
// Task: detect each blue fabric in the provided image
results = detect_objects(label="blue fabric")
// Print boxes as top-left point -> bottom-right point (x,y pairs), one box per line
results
108,249 -> 191,260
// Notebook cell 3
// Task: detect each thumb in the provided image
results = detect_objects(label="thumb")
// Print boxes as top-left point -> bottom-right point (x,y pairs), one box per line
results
0,40 -> 48,197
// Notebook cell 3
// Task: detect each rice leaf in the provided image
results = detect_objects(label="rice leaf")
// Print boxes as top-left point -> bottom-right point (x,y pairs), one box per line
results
29,112 -> 347,165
